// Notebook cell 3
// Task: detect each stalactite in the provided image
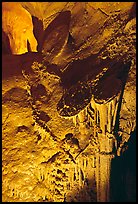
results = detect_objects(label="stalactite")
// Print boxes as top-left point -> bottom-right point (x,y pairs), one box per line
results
79,158 -> 86,188
79,110 -> 86,123
92,156 -> 96,168
89,92 -> 121,136
107,101 -> 112,133
111,97 -> 117,118
94,106 -> 97,137
82,158 -> 86,180
83,157 -> 87,170
98,104 -> 108,135
78,166 -> 82,189
96,109 -> 98,124
87,112 -> 90,126
87,93 -> 121,202
66,89 -> 122,202
95,104 -> 102,133
84,106 -> 88,121
103,104 -> 108,132
90,117 -> 94,127
75,164 -> 78,181
112,93 -> 121,128
71,166 -> 75,188
72,115 -> 77,127
87,107 -> 92,127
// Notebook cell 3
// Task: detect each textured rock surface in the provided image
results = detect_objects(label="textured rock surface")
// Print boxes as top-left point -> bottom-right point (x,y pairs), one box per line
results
2,2 -> 136,202
2,2 -> 37,54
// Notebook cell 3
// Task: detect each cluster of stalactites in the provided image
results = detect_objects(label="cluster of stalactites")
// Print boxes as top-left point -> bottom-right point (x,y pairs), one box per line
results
69,92 -> 121,137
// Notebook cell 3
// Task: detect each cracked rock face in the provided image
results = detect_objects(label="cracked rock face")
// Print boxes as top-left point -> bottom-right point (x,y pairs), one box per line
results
2,2 -> 136,202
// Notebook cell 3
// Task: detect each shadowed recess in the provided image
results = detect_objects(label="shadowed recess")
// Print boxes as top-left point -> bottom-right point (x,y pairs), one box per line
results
41,10 -> 71,60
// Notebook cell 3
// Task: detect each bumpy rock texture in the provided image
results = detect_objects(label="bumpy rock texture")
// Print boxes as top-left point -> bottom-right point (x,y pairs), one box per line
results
2,2 -> 37,54
2,2 -> 136,202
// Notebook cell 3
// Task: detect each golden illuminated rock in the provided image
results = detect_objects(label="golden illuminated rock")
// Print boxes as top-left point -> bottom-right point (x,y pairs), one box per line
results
2,2 -> 37,54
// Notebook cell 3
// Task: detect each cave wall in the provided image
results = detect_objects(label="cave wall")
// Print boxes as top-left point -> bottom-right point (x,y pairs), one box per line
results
2,2 -> 136,202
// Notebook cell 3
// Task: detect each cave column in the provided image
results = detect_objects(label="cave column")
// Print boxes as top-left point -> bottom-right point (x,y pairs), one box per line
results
93,94 -> 121,202
96,152 -> 114,202
95,132 -> 115,202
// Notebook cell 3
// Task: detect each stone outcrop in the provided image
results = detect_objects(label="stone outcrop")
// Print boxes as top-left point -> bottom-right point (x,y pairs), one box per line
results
2,2 -> 37,54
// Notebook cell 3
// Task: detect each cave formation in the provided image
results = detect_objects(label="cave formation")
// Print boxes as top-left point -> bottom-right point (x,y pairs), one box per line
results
2,2 -> 136,202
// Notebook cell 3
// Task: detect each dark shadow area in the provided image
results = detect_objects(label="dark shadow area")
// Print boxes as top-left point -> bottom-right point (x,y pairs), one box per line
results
110,129 -> 136,202
32,16 -> 44,52
2,52 -> 44,79
2,30 -> 12,54
128,2 -> 136,20
114,61 -> 131,136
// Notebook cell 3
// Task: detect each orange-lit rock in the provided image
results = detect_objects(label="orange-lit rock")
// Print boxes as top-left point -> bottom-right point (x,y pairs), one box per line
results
2,2 -> 37,54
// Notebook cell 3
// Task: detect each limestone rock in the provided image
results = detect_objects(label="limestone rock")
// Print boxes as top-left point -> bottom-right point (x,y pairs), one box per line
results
2,2 -> 37,54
